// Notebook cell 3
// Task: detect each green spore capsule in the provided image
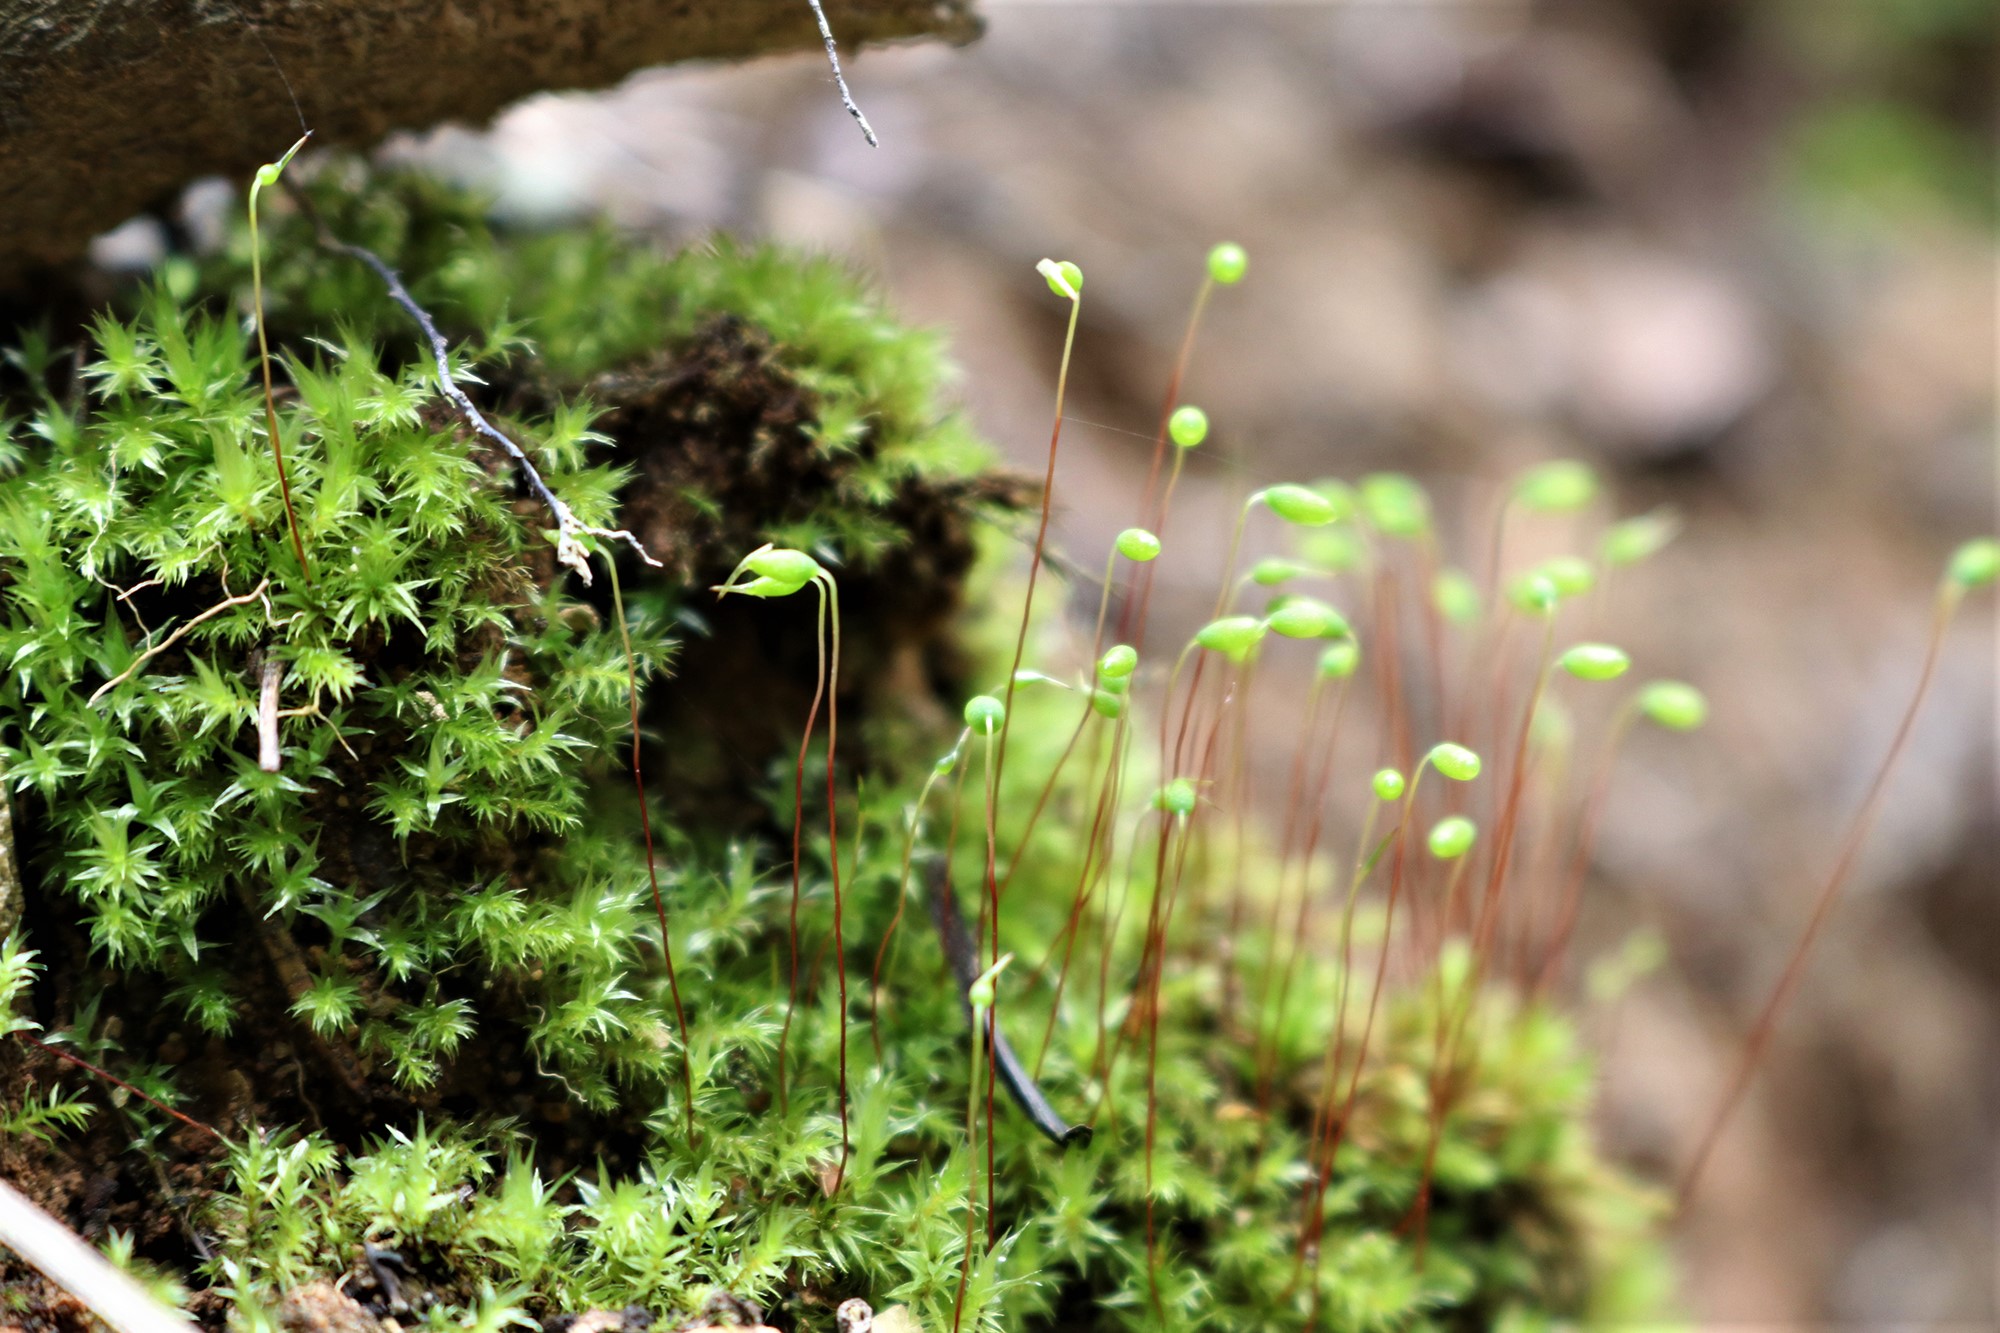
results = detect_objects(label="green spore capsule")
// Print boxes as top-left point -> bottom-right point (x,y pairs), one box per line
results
1433,569 -> 1481,626
1948,538 -> 1999,589
1251,557 -> 1307,587
717,574 -> 809,599
1638,681 -> 1707,731
963,695 -> 1006,735
1098,672 -> 1131,697
1098,644 -> 1139,680
1318,639 -> 1360,680
1309,479 -> 1359,522
1116,527 -> 1163,562
1194,615 -> 1267,661
1089,689 -> 1126,720
1038,258 -> 1083,299
1559,643 -> 1631,681
1260,484 -> 1339,527
1427,742 -> 1482,781
1508,573 -> 1560,616
1539,555 -> 1596,598
1300,526 -> 1364,572
1427,815 -> 1477,860
1372,768 -> 1405,802
1155,778 -> 1199,817
1207,242 -> 1248,285
968,953 -> 1013,1010
1602,507 -> 1681,566
933,752 -> 960,777
1266,597 -> 1350,640
1514,459 -> 1598,513
1360,473 -> 1430,538
1169,405 -> 1210,449
747,547 -> 824,586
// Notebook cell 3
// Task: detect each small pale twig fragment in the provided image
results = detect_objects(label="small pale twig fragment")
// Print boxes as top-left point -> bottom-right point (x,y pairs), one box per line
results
258,656 -> 283,773
0,1176 -> 196,1333
808,0 -> 879,146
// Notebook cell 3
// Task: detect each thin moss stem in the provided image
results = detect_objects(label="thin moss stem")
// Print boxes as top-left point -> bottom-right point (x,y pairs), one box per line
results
1676,583 -> 1964,1210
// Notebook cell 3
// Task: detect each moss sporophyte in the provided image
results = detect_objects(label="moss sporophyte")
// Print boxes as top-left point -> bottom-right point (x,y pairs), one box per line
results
1,166 -> 1991,1332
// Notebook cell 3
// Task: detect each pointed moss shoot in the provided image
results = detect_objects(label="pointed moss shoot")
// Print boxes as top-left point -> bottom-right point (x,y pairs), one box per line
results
247,131 -> 315,581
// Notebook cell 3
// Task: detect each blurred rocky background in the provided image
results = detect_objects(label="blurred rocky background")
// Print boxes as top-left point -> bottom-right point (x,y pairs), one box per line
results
92,0 -> 1996,1323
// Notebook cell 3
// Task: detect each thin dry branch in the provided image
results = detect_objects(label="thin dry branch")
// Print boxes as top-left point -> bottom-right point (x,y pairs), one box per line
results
87,579 -> 273,707
808,0 -> 879,146
295,203 -> 659,585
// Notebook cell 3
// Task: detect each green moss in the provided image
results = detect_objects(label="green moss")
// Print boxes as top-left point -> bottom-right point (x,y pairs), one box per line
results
0,169 -> 1668,1330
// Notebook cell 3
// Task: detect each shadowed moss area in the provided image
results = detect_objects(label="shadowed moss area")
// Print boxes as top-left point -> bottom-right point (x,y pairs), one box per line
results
0,171 -> 1669,1331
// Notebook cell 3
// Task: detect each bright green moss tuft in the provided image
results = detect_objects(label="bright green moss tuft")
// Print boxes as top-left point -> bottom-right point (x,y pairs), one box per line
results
0,168 -> 1669,1332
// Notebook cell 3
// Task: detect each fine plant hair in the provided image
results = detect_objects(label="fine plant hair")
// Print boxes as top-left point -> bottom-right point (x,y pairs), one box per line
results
2,163 -> 1990,1333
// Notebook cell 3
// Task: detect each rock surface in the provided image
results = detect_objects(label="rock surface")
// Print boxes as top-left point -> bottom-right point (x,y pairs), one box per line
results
0,0 -> 978,275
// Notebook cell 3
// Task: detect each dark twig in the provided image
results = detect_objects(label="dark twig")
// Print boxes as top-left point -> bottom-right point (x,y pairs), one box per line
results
807,0 -> 879,147
289,188 -> 660,585
926,860 -> 1091,1149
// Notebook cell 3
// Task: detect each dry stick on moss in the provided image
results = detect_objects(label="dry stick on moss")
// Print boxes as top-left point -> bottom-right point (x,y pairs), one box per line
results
807,0 -> 878,146
87,579 -> 272,706
292,195 -> 660,585
609,559 -> 697,1144
1677,571 -> 1976,1209
0,1176 -> 199,1333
